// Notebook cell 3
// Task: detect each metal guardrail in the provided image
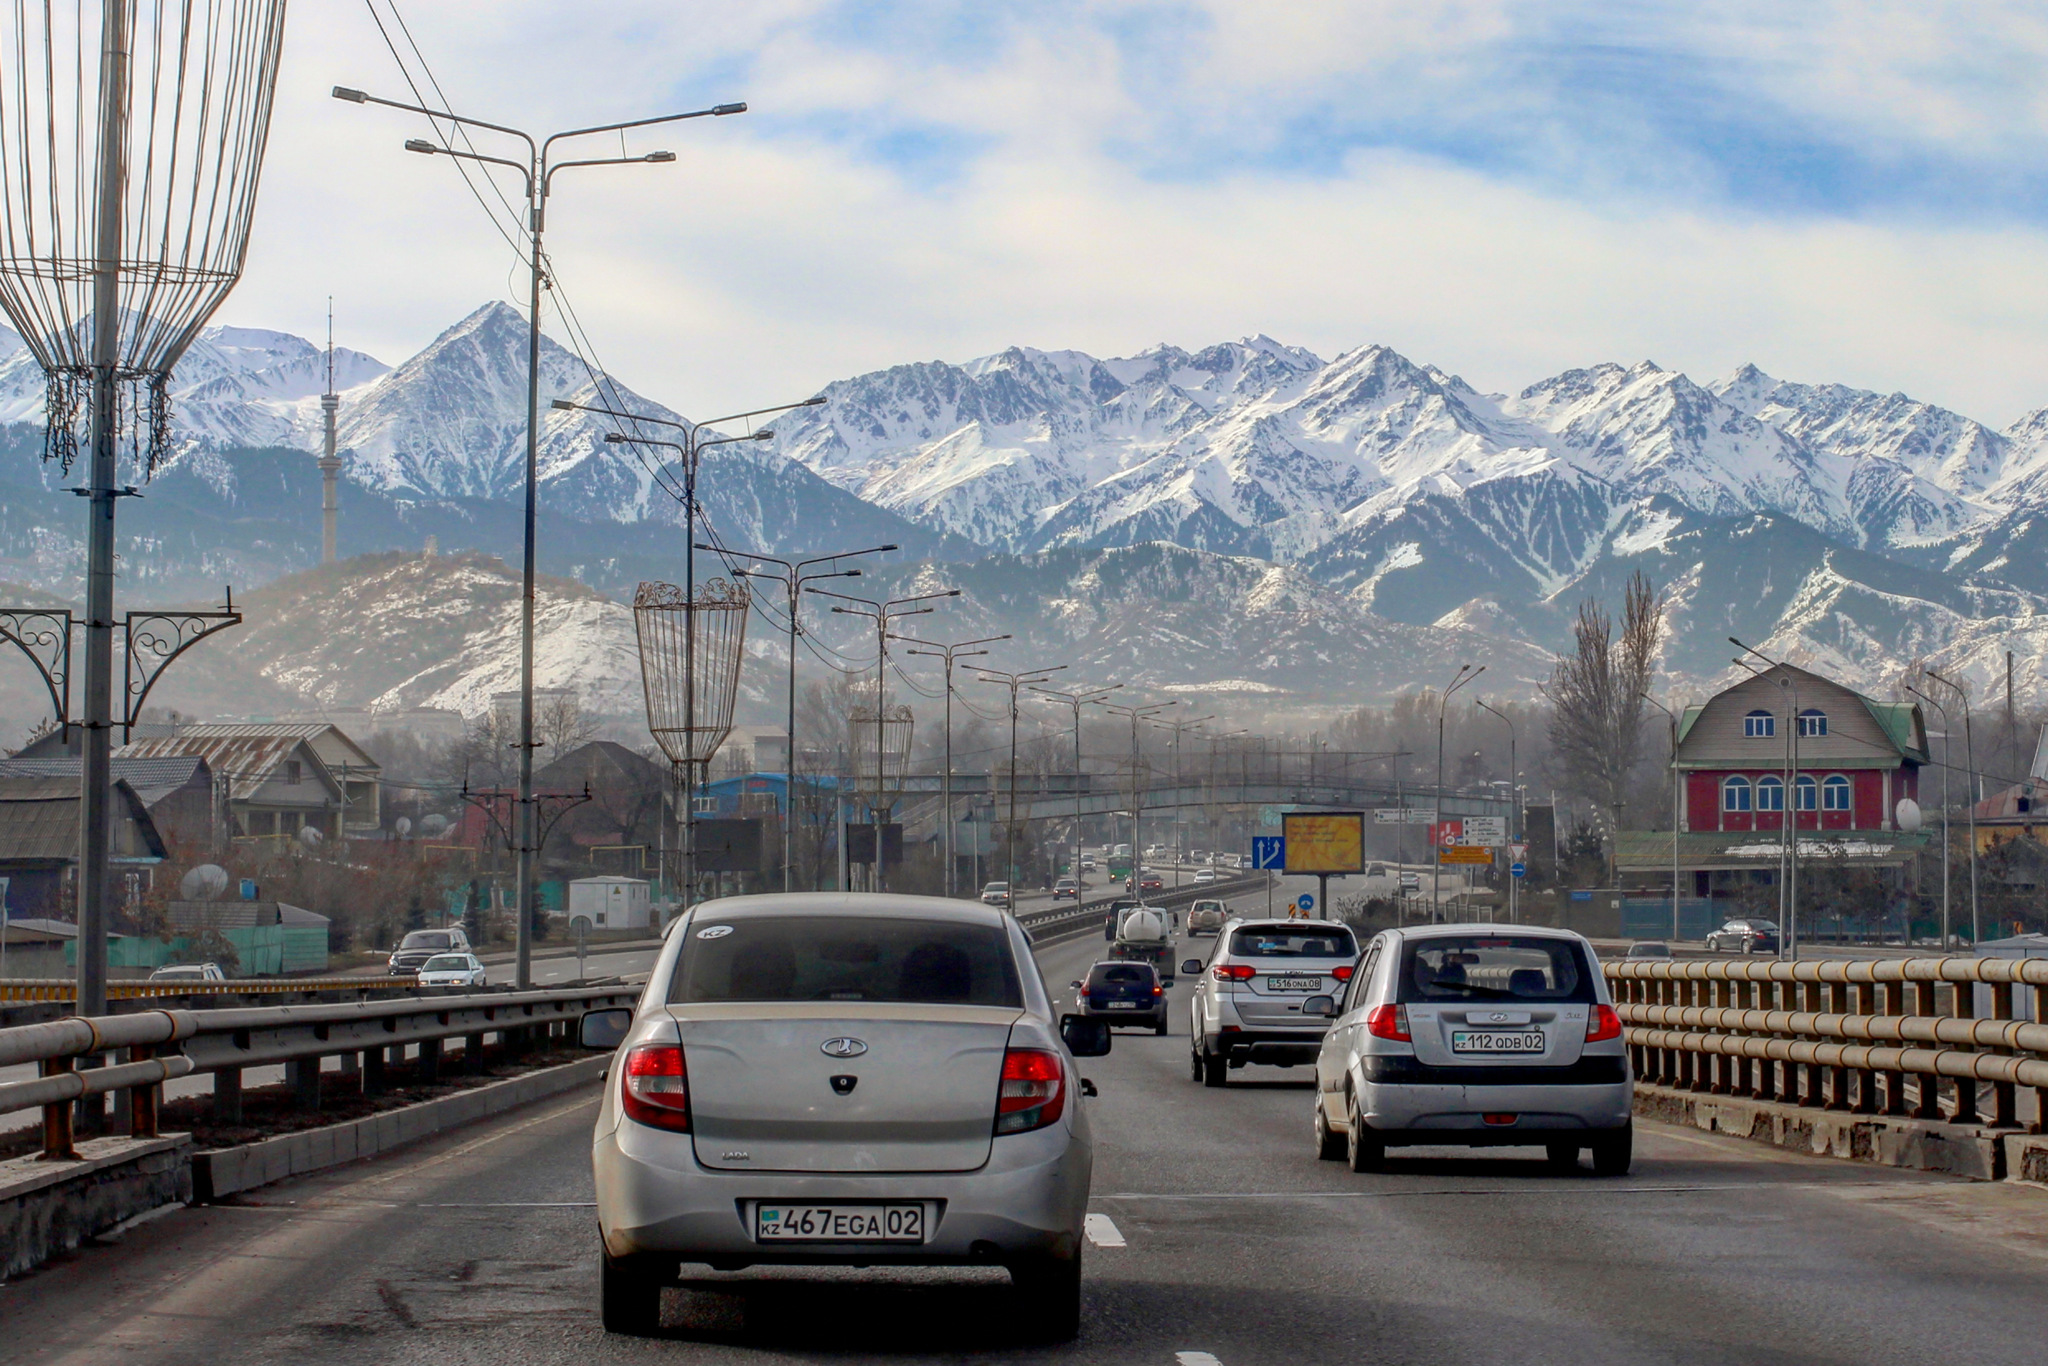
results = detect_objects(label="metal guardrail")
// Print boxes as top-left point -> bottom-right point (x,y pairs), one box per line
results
1015,873 -> 1273,943
0,976 -> 429,1003
0,983 -> 638,1160
1606,957 -> 2048,1132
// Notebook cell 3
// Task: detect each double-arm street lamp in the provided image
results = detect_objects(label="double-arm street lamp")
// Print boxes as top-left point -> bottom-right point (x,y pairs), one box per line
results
1635,693 -> 1682,941
1474,698 -> 1520,925
1732,639 -> 1803,957
1433,665 -> 1483,918
809,588 -> 962,889
977,665 -> 1069,901
336,85 -> 745,988
1096,698 -> 1178,888
1151,713 -> 1215,890
1032,683 -> 1122,901
1924,667 -> 1982,947
1905,683 -> 1956,951
899,634 -> 1012,897
704,543 -> 900,890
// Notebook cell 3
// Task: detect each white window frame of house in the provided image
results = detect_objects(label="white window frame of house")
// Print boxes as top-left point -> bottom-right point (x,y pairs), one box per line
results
1822,774 -> 1852,811
1798,709 -> 1828,738
1755,775 -> 1784,811
1795,775 -> 1818,811
1722,775 -> 1753,812
1744,710 -> 1775,738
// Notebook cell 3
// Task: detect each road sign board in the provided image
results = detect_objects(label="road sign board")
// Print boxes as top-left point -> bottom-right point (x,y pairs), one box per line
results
1437,845 -> 1493,865
1296,892 -> 1315,913
1461,816 -> 1507,847
1511,861 -> 1527,878
1251,836 -> 1286,870
1374,808 -> 1435,825
1282,811 -> 1364,874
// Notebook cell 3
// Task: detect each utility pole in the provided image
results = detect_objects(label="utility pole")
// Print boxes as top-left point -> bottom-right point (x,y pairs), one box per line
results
1475,698 -> 1517,926
902,633 -> 1012,896
340,86 -> 745,986
976,665 -> 1067,902
811,588 -> 962,890
320,300 -> 342,565
1733,641 -> 1803,958
1033,682 -> 1122,902
1152,712 -> 1214,891
1639,693 -> 1682,941
711,541 -> 898,889
1097,698 -> 1177,892
1433,665 -> 1482,921
1927,667 -> 1982,947
1907,684 -> 1954,951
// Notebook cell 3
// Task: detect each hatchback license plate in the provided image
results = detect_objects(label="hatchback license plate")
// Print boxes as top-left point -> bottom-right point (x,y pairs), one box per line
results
1265,976 -> 1321,991
1105,1001 -> 1138,1009
755,1204 -> 925,1243
1451,1031 -> 1544,1053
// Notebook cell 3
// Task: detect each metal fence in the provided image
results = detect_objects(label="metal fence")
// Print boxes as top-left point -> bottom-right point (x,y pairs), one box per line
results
1606,956 -> 2048,1132
0,976 -> 424,1003
0,984 -> 637,1161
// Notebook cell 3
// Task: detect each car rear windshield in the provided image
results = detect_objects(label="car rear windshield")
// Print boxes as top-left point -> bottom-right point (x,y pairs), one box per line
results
422,955 -> 468,971
668,916 -> 1023,1007
1087,963 -> 1154,986
400,932 -> 453,951
1398,935 -> 1598,1003
1228,926 -> 1357,959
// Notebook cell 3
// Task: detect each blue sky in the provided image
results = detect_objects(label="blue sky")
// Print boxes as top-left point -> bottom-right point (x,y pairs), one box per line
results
229,1 -> 2048,424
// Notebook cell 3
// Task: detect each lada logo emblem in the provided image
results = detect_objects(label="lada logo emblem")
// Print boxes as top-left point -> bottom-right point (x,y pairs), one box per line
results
820,1037 -> 868,1058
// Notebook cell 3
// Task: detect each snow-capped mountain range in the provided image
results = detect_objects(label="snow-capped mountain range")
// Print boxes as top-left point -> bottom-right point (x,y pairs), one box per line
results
5,301 -> 2048,717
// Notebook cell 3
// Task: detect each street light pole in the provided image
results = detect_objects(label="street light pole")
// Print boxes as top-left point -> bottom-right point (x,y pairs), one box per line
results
1433,665 -> 1483,921
901,633 -> 1013,897
975,665 -> 1067,902
1733,641 -> 1804,958
1906,684 -> 1954,951
1151,713 -> 1214,891
340,86 -> 746,986
1638,692 -> 1683,941
1926,668 -> 1982,947
809,588 -> 962,890
1033,683 -> 1122,902
1097,699 -> 1178,892
1474,699 -> 1518,926
708,542 -> 900,889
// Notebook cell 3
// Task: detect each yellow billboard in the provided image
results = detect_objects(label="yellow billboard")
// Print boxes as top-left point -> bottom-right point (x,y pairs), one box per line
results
1282,811 -> 1364,875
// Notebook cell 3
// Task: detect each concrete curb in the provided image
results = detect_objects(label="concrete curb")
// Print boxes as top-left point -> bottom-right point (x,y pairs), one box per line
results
1633,1083 -> 2024,1181
0,1135 -> 192,1278
192,1054 -> 612,1201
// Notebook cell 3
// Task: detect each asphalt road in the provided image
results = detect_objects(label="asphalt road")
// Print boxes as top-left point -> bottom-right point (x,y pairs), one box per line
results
7,926 -> 2048,1365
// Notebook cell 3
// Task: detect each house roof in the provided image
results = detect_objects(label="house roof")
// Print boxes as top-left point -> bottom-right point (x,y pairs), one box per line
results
170,722 -> 378,774
0,777 -> 166,864
0,917 -> 77,943
117,734 -> 341,804
0,755 -> 210,807
1673,663 -> 1929,768
163,899 -> 330,929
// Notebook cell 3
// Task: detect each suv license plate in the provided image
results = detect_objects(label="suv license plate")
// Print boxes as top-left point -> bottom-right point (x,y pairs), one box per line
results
1265,976 -> 1321,991
755,1204 -> 925,1243
1451,1031 -> 1544,1054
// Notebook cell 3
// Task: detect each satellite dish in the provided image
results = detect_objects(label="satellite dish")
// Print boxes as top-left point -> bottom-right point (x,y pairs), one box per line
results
179,863 -> 230,901
419,813 -> 449,836
1895,798 -> 1923,833
298,826 -> 324,848
395,816 -> 413,837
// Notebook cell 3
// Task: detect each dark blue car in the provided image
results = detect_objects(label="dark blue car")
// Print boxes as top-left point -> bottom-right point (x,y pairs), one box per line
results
1072,960 -> 1168,1034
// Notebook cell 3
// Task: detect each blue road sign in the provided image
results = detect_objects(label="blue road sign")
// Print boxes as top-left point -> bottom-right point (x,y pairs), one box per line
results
1296,892 -> 1315,912
1511,862 -> 1527,879
1252,836 -> 1285,870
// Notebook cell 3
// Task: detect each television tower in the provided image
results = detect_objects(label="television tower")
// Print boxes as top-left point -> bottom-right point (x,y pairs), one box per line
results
319,299 -> 342,564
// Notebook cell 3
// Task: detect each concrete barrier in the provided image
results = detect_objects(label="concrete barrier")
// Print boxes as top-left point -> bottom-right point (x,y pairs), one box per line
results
0,1135 -> 191,1278
1634,1083 -> 2008,1180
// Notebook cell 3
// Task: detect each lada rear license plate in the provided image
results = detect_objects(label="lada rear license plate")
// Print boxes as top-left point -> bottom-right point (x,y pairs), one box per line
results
755,1204 -> 925,1243
1451,1030 -> 1544,1053
1265,976 -> 1321,991
1106,1001 -> 1138,1009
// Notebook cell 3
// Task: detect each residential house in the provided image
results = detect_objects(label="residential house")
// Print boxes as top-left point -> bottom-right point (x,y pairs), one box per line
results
118,732 -> 344,844
0,755 -> 215,848
0,776 -> 167,919
158,723 -> 381,833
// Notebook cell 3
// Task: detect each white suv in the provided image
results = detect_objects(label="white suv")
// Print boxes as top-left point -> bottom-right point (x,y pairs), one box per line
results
1184,918 -> 1359,1087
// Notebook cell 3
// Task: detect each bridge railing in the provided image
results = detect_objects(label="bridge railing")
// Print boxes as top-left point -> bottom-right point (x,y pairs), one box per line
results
1605,957 -> 2048,1132
0,984 -> 637,1161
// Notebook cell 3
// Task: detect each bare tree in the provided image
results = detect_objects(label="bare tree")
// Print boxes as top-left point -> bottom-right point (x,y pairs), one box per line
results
1543,571 -> 1663,863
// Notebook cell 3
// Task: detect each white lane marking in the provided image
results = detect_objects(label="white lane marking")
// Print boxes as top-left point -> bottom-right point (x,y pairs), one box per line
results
1084,1212 -> 1126,1247
1176,1353 -> 1224,1365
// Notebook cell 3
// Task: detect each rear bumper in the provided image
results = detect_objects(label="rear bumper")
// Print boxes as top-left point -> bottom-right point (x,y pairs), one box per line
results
1209,1029 -> 1327,1066
1359,1074 -> 1633,1138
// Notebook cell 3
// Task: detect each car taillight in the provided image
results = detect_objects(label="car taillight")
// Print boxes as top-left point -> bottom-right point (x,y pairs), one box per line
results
1152,985 -> 1164,996
1214,964 -> 1255,981
1333,965 -> 1354,982
995,1047 -> 1065,1135
1365,1004 -> 1411,1042
619,1044 -> 691,1131
1585,1004 -> 1623,1043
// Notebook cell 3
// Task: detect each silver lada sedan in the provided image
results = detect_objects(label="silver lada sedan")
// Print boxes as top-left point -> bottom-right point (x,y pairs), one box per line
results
580,893 -> 1109,1339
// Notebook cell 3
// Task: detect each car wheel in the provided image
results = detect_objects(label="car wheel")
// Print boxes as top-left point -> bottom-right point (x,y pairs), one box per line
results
1313,1095 -> 1345,1161
600,1250 -> 662,1336
1154,1016 -> 1168,1036
1545,1142 -> 1579,1170
1201,1048 -> 1228,1088
1190,1042 -> 1205,1082
1345,1092 -> 1384,1172
1590,1123 -> 1632,1176
1011,1249 -> 1082,1342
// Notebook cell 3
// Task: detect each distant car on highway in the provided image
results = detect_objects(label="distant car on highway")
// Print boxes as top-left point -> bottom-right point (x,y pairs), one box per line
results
1136,871 -> 1165,894
1705,918 -> 1778,954
579,892 -> 1106,1339
1193,867 -> 1218,885
1186,918 -> 1359,1087
1624,942 -> 1672,960
148,961 -> 226,983
1071,960 -> 1167,1034
1306,924 -> 1632,1174
388,927 -> 472,977
980,882 -> 1012,908
1052,877 -> 1080,900
416,953 -> 488,988
1186,899 -> 1228,937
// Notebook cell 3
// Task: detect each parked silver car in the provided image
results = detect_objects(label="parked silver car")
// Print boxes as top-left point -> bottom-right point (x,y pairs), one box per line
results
580,893 -> 1108,1339
1307,924 -> 1633,1174
1184,918 -> 1359,1087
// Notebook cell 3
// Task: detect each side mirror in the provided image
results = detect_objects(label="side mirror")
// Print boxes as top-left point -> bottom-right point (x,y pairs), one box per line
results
579,1007 -> 633,1050
1302,994 -> 1337,1018
1181,958 -> 1203,976
1060,1013 -> 1112,1058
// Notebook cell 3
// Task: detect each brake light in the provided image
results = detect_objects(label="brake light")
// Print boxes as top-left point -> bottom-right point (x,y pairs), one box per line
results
1213,964 -> 1255,981
1365,1004 -> 1411,1042
1586,1004 -> 1623,1043
619,1044 -> 690,1131
1152,985 -> 1164,996
1333,965 -> 1354,982
995,1047 -> 1065,1135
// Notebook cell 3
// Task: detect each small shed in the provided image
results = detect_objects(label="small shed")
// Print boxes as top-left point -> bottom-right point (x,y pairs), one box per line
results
0,776 -> 167,919
566,876 -> 652,932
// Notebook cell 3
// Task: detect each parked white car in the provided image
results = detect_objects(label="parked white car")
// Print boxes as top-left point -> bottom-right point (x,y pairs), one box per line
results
415,952 -> 488,988
148,961 -> 226,983
581,893 -> 1107,1338
1306,924 -> 1633,1173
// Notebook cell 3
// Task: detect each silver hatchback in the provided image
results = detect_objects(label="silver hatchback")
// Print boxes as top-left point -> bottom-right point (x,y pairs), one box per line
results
1307,924 -> 1633,1174
580,894 -> 1107,1339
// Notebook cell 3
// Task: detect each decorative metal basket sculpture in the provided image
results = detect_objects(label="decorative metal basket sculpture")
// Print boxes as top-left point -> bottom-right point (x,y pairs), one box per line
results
634,577 -> 752,767
849,704 -> 914,802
